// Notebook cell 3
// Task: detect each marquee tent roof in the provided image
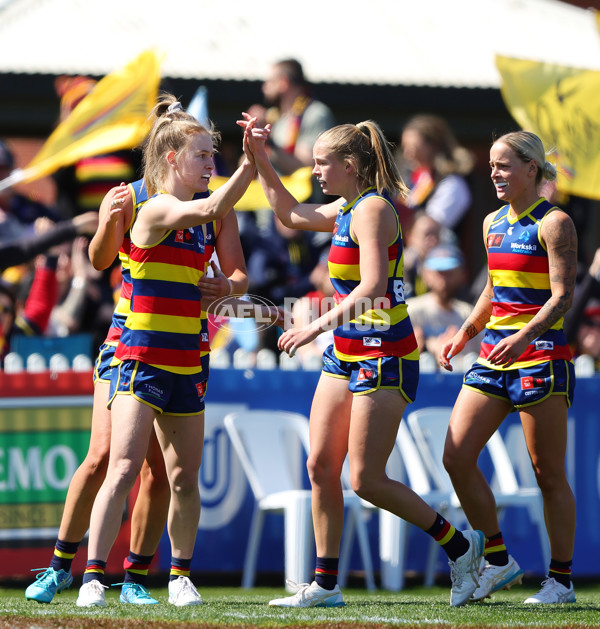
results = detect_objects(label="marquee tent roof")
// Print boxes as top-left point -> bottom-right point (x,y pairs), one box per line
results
0,0 -> 599,88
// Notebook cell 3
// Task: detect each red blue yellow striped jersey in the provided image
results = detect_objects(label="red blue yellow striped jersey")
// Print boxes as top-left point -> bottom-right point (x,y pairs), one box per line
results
104,179 -> 146,345
104,182 -> 213,351
327,187 -> 418,362
478,198 -> 572,370
114,193 -> 213,374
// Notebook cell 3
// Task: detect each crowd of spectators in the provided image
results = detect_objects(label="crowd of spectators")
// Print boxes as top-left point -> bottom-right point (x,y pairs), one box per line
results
2,60 -> 599,373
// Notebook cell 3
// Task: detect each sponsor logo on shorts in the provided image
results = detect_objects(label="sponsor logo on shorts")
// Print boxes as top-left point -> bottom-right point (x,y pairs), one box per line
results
487,233 -> 505,248
143,383 -> 165,400
521,376 -> 546,390
465,372 -> 492,385
535,340 -> 554,351
323,356 -> 335,366
196,381 -> 206,397
363,337 -> 382,347
357,368 -> 375,381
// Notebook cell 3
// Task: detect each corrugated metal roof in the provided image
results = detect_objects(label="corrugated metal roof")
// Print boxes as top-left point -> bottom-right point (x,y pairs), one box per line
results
0,0 -> 599,88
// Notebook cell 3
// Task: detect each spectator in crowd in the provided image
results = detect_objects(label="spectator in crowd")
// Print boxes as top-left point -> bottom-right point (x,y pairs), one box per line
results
47,236 -> 103,338
564,247 -> 600,366
0,211 -> 97,272
0,251 -> 58,366
570,302 -> 600,369
399,114 -> 474,238
247,58 -> 336,177
402,210 -> 442,299
52,76 -> 139,219
407,243 -> 481,363
0,139 -> 62,245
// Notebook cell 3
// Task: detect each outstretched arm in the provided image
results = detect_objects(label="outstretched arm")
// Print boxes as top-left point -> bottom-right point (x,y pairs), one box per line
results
239,113 -> 341,232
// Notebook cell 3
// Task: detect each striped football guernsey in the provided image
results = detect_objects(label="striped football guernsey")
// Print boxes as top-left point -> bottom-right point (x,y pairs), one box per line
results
478,198 -> 572,370
115,193 -> 210,374
104,181 -> 211,347
104,179 -> 147,345
328,187 -> 418,362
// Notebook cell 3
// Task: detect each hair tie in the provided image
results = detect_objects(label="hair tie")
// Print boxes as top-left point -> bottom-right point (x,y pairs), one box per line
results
167,101 -> 183,114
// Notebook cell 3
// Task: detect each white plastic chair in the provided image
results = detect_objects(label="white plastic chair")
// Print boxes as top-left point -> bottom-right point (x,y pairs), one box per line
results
338,419 -> 457,590
407,406 -> 550,579
374,421 -> 458,590
223,409 -> 375,590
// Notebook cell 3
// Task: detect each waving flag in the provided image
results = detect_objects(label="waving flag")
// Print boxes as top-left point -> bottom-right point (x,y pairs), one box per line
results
496,54 -> 600,200
210,166 -> 314,211
187,86 -> 210,129
0,49 -> 162,191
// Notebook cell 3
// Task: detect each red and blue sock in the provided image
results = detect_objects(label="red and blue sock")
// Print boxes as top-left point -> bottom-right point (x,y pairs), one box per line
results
485,532 -> 509,566
315,557 -> 339,590
549,558 -> 572,588
170,557 -> 192,582
82,559 -> 106,585
425,513 -> 468,561
123,550 -> 154,586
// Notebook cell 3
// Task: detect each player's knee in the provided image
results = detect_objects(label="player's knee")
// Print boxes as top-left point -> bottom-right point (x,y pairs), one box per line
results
306,453 -> 330,486
82,449 -> 110,478
531,464 -> 568,495
169,467 -> 199,496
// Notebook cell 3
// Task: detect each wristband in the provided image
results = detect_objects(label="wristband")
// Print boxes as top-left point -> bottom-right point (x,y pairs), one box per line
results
226,277 -> 233,296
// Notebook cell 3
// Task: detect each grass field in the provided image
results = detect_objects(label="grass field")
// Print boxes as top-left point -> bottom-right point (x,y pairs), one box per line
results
1,582 -> 599,629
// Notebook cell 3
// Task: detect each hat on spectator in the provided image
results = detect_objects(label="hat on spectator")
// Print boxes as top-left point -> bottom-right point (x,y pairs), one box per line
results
423,243 -> 464,271
0,140 -> 14,170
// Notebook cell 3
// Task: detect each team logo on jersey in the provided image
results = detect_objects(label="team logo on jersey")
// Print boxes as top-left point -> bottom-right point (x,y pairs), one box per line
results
357,368 -> 375,381
535,340 -> 554,351
363,337 -> 382,347
518,230 -> 531,243
487,233 -> 505,248
175,229 -> 194,245
521,376 -> 546,390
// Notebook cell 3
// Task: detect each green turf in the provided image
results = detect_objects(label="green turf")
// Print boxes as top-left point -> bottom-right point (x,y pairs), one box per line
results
1,583 -> 599,628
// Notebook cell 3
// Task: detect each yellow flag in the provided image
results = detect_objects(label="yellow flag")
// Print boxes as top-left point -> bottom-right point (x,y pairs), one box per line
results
496,55 -> 600,199
210,166 -> 314,210
20,50 -> 162,184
